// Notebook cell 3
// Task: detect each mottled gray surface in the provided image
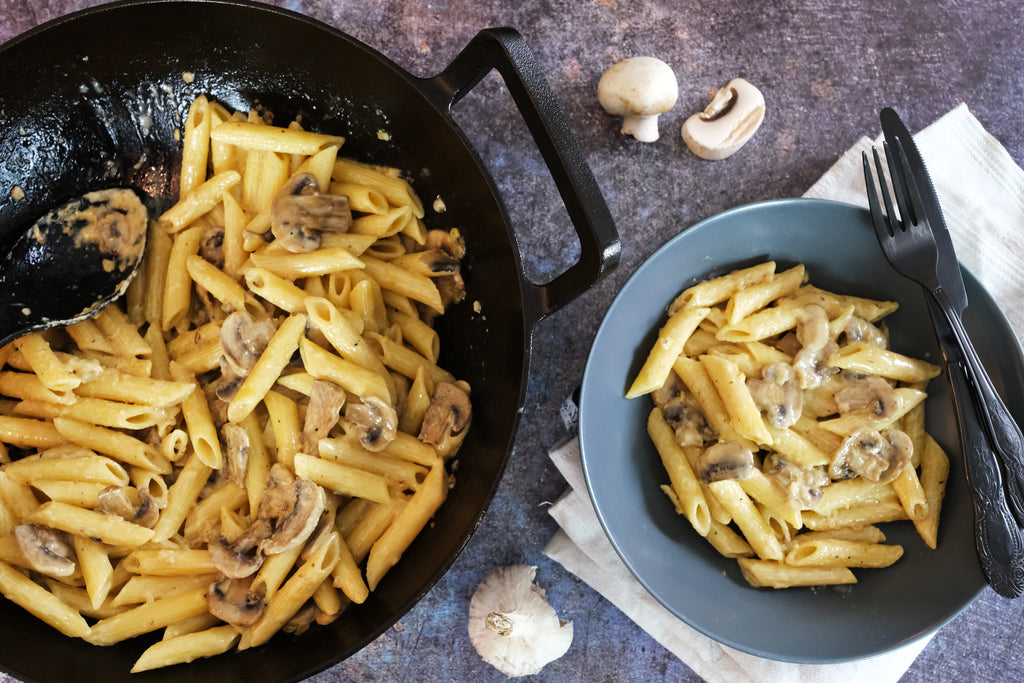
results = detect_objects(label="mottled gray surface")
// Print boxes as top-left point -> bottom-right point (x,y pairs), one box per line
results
2,0 -> 1024,681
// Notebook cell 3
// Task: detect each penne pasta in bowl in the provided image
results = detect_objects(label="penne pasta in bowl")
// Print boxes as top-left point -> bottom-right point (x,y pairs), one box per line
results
579,198 -> 1024,663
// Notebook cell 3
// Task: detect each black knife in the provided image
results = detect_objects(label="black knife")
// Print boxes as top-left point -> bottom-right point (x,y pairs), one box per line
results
880,107 -> 1024,526
931,294 -> 1024,597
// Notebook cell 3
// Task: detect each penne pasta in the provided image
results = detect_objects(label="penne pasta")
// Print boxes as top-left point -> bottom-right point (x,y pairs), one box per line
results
627,261 -> 947,588
0,93 -> 472,672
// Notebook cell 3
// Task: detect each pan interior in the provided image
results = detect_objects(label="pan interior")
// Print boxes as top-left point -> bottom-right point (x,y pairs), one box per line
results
0,2 -> 523,680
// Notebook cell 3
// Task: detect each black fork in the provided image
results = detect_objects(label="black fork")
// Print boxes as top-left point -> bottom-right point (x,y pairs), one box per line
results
864,141 -> 1024,598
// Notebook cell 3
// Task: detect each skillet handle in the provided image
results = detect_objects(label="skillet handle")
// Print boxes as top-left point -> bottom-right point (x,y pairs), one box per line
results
426,27 -> 620,323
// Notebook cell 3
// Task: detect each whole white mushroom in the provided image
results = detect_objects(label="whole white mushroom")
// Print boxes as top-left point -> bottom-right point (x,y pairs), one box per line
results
597,56 -> 678,142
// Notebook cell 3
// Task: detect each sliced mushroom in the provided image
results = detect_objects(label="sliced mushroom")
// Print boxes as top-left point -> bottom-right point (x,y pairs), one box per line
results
300,506 -> 337,564
651,371 -> 684,406
421,229 -> 466,315
796,304 -> 830,349
417,249 -> 461,276
271,172 -> 352,253
303,379 -> 347,455
747,362 -> 803,428
834,375 -> 898,419
425,228 -> 466,259
793,304 -> 839,389
652,374 -> 715,447
843,315 -> 887,349
207,576 -> 266,627
775,330 -> 802,358
13,524 -> 76,577
209,518 -> 270,578
199,225 -> 225,269
258,464 -> 327,555
221,423 -> 250,489
418,381 -> 471,446
763,454 -> 830,509
830,428 -> 913,483
696,441 -> 756,483
434,269 -> 467,312
97,486 -> 160,529
220,310 -> 277,379
209,464 -> 326,575
282,601 -> 318,635
343,395 -> 398,452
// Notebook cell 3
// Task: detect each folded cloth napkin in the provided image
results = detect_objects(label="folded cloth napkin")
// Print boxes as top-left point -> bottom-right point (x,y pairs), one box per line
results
543,103 -> 1024,683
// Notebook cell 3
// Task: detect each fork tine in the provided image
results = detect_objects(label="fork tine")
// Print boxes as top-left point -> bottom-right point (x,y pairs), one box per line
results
872,147 -> 901,235
862,150 -> 893,242
891,138 -> 928,228
882,140 -> 917,227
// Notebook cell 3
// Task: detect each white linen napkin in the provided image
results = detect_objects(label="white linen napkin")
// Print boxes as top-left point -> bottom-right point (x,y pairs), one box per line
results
543,103 -> 1024,682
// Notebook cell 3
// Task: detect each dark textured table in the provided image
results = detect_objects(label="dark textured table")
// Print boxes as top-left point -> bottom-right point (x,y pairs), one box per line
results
2,1 -> 1024,681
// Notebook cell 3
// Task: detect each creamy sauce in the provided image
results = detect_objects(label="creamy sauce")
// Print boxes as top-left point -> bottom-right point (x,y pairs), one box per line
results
48,188 -> 147,274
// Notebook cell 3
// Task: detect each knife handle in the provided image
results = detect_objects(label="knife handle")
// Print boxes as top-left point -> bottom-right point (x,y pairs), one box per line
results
948,358 -> 1024,598
933,288 -> 1024,525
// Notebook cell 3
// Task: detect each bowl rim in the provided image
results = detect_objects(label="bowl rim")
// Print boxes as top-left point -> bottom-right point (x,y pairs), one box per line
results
579,196 -> 998,664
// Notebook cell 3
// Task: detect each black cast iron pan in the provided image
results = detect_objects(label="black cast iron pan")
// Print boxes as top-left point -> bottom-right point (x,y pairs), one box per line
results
0,1 -> 620,681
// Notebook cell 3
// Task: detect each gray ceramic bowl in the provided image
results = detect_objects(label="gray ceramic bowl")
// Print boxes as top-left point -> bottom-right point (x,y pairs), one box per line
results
579,198 -> 1023,663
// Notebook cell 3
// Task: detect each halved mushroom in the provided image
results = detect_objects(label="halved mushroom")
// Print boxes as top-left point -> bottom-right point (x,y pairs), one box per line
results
834,375 -> 898,419
830,428 -> 913,483
652,374 -> 715,447
219,310 -> 277,381
747,362 -> 803,428
207,576 -> 266,627
303,379 -> 347,455
13,525 -> 76,577
97,486 -> 160,529
763,453 -> 830,509
344,395 -> 398,452
271,172 -> 352,253
681,78 -> 765,159
696,441 -> 756,483
418,381 -> 471,446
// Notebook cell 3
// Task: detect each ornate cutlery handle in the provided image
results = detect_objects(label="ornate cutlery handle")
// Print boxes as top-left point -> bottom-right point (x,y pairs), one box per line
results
948,357 -> 1024,597
934,288 -> 1024,525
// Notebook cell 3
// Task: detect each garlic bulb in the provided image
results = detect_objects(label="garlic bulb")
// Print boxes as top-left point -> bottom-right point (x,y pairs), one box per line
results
468,565 -> 573,677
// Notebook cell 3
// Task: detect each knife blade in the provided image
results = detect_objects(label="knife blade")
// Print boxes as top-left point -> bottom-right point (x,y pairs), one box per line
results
879,107 -> 1024,526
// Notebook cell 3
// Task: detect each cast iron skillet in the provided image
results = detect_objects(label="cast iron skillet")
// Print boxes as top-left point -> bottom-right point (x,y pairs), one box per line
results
0,1 -> 620,681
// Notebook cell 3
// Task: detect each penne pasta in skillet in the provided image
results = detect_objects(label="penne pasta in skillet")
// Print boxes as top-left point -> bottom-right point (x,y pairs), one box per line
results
0,95 -> 473,672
